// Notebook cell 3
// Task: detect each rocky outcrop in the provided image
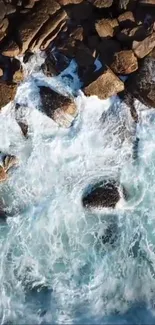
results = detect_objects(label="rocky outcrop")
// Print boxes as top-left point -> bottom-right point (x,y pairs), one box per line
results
133,32 -> 155,58
39,86 -> 77,127
83,67 -> 124,100
82,180 -> 121,209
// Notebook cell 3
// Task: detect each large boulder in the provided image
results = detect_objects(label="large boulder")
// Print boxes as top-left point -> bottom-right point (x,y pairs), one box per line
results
39,86 -> 77,127
110,50 -> 138,74
83,67 -> 124,100
95,18 -> 115,38
126,56 -> 155,108
82,180 -> 121,209
132,32 -> 155,58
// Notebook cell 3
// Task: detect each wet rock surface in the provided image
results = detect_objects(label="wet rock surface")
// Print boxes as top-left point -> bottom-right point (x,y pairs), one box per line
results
82,180 -> 121,209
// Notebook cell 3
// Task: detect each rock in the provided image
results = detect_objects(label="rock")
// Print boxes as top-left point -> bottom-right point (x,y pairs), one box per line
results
69,26 -> 84,41
0,0 -> 6,21
0,83 -> 17,108
14,104 -> 29,137
116,25 -> 149,43
83,67 -> 124,100
95,18 -> 114,38
118,0 -> 137,10
75,42 -> 95,66
99,39 -> 121,65
16,0 -> 60,54
39,86 -> 77,127
0,166 -> 7,182
2,155 -> 18,172
41,51 -> 69,76
139,0 -> 155,5
6,3 -> 16,14
110,50 -> 138,74
0,18 -> 9,41
57,0 -> 83,4
118,11 -> 136,28
30,9 -> 68,51
126,56 -> 155,108
132,32 -> 155,58
67,1 -> 92,21
82,180 -> 121,209
2,40 -> 20,57
91,0 -> 113,7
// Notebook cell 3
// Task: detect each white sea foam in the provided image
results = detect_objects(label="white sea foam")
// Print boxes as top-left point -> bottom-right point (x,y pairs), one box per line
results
0,54 -> 154,324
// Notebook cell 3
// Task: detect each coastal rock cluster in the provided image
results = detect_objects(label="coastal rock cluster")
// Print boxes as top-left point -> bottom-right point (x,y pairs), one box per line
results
0,0 -> 155,216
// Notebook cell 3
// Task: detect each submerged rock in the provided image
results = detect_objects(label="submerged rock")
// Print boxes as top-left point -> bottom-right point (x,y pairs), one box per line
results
39,86 -> 77,127
82,180 -> 122,209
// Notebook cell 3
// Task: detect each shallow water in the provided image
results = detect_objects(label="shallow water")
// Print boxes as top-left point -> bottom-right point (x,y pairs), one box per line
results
0,54 -> 155,324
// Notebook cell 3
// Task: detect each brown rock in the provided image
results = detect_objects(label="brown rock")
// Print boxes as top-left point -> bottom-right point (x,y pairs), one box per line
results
17,0 -> 60,54
0,18 -> 9,41
95,19 -> 114,38
69,26 -> 84,41
111,50 -> 138,74
0,83 -> 17,108
0,0 -> 6,21
2,40 -> 20,57
39,86 -> 77,127
92,0 -> 113,7
118,11 -> 136,28
0,166 -> 7,182
57,0 -> 83,4
31,9 -> 68,51
139,0 -> 155,5
6,3 -> 16,14
133,32 -> 155,58
83,67 -> 124,100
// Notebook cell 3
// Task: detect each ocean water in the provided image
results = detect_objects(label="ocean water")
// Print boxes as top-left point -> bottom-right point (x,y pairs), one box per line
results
0,53 -> 155,324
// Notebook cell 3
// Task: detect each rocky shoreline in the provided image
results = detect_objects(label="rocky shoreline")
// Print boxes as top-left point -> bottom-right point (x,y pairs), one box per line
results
0,0 -> 155,216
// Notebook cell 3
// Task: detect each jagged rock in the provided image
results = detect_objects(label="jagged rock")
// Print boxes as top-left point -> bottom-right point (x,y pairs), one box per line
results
83,67 -> 124,100
57,0 -> 83,4
111,50 -> 138,74
0,83 -> 17,108
30,9 -> 68,51
118,11 -> 136,28
15,0 -> 60,54
125,56 -> 155,108
0,0 -> 6,21
95,18 -> 115,38
91,0 -> 113,7
42,51 -> 69,76
82,180 -> 121,209
132,32 -> 155,58
39,86 -> 77,127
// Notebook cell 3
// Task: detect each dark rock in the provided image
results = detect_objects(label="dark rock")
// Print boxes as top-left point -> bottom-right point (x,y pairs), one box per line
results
67,1 -> 92,22
83,67 -> 124,100
0,0 -> 6,21
116,25 -> 150,43
99,39 -> 121,66
118,11 -> 136,29
125,56 -> 155,108
110,50 -> 138,75
39,86 -> 77,127
75,41 -> 95,67
82,180 -> 121,209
